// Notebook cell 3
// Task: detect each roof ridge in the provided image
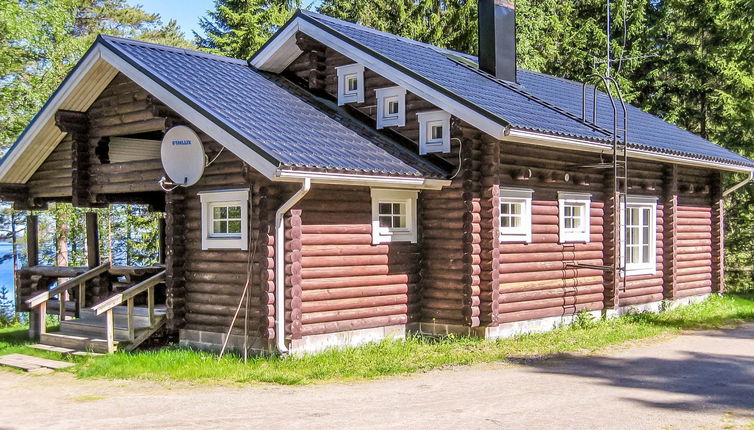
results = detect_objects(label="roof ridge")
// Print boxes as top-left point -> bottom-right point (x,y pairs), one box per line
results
98,34 -> 248,66
299,10 -> 477,60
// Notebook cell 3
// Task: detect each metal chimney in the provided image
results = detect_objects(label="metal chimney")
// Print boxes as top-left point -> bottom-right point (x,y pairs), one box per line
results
478,0 -> 517,82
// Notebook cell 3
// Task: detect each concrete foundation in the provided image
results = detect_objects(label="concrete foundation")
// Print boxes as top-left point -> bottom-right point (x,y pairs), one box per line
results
179,329 -> 273,355
289,324 -> 407,356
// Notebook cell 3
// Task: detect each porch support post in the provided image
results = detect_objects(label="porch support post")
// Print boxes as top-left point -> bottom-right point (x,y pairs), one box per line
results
158,217 -> 166,264
711,171 -> 725,293
662,164 -> 678,300
86,212 -> 100,268
27,214 -> 41,339
54,110 -> 92,207
26,215 -> 39,267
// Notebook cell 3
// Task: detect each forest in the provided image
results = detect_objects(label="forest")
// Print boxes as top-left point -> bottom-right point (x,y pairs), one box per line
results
1,0 -> 753,322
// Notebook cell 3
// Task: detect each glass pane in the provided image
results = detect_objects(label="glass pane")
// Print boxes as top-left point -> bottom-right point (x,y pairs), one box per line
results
642,244 -> 651,263
213,221 -> 226,234
643,208 -> 651,224
385,97 -> 399,116
501,203 -> 511,215
431,124 -> 443,140
228,206 -> 241,219
510,215 -> 521,228
379,216 -> 393,228
228,220 -> 241,233
511,203 -> 521,215
213,206 -> 224,219
379,203 -> 392,215
564,206 -> 572,217
393,203 -> 403,215
501,216 -> 511,228
394,215 -> 406,229
346,75 -> 358,92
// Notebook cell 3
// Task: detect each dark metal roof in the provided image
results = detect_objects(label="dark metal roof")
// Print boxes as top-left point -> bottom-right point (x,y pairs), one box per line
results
300,10 -> 754,169
100,35 -> 447,179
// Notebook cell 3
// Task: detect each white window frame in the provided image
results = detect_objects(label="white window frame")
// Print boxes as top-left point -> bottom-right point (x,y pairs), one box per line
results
417,110 -> 451,155
370,188 -> 418,244
335,63 -> 365,106
199,189 -> 249,250
499,188 -> 533,243
621,196 -> 658,277
558,192 -> 591,243
375,86 -> 406,129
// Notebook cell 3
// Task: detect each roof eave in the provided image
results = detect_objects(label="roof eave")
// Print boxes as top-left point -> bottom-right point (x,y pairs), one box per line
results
506,128 -> 754,174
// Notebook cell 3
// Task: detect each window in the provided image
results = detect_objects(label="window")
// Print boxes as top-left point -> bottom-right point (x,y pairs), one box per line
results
558,192 -> 591,243
622,196 -> 657,276
199,189 -> 249,250
335,63 -> 365,105
375,87 -> 406,129
370,189 -> 418,244
417,110 -> 451,154
500,188 -> 533,243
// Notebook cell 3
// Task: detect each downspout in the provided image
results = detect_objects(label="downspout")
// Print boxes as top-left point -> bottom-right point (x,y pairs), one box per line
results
723,171 -> 754,197
274,177 -> 311,354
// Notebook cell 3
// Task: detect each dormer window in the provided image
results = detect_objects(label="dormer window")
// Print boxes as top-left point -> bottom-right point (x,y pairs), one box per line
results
336,63 -> 365,105
417,110 -> 451,154
375,86 -> 406,129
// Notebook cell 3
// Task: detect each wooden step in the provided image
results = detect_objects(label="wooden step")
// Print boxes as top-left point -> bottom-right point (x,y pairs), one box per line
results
78,305 -> 166,320
29,344 -> 76,355
60,318 -> 152,342
40,333 -> 119,354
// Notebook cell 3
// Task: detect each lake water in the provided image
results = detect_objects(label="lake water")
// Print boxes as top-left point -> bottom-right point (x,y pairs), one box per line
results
0,243 -> 15,298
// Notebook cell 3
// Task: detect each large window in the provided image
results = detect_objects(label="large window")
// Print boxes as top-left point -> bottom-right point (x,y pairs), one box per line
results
623,196 -> 657,276
370,189 -> 418,244
375,86 -> 406,129
335,63 -> 365,105
558,192 -> 591,243
199,189 -> 249,250
499,188 -> 533,243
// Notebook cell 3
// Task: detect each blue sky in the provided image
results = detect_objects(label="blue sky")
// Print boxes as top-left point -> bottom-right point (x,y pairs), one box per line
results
129,0 -> 323,39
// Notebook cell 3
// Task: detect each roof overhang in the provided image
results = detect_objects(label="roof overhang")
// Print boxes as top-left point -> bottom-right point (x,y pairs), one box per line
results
0,36 -> 447,190
253,12 -> 754,174
505,128 -> 754,174
251,13 -> 509,141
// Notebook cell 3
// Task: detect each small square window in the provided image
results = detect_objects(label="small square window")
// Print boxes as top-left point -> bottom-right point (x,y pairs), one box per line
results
199,189 -> 249,250
385,97 -> 399,117
417,110 -> 451,154
371,189 -> 418,244
345,74 -> 358,93
558,192 -> 591,243
336,64 -> 365,105
375,87 -> 406,129
500,188 -> 533,243
429,122 -> 444,141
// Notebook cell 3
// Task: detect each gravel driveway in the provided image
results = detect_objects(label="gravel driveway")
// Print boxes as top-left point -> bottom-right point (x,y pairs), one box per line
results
1,324 -> 753,429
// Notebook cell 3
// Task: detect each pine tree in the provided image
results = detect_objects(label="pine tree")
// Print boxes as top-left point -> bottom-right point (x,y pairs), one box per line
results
197,0 -> 301,58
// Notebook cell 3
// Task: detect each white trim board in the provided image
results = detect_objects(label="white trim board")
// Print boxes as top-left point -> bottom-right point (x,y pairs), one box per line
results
251,17 -> 508,141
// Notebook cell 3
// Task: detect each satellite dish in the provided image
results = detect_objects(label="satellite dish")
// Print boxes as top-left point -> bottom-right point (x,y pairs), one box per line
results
161,126 -> 205,187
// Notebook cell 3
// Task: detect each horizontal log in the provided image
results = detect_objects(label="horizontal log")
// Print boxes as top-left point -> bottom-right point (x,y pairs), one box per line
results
499,293 -> 604,313
300,264 -> 418,280
300,314 -> 409,336
300,303 -> 418,325
300,284 -> 413,301
499,284 -> 604,304
500,268 -> 604,283
499,302 -> 603,323
618,293 -> 664,306
301,234 -> 373,246
301,274 -> 417,290
298,294 -> 414,313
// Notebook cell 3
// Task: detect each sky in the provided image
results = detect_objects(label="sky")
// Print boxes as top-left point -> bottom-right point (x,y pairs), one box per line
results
128,0 -> 323,40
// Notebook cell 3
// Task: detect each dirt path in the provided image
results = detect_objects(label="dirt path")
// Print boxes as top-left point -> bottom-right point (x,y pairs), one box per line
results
2,324 -> 753,429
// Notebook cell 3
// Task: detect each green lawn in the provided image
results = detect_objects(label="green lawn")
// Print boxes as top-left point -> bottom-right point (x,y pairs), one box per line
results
2,293 -> 754,385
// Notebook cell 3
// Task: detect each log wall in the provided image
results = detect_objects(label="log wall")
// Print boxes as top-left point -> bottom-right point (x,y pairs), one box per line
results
292,186 -> 421,337
498,143 -> 606,322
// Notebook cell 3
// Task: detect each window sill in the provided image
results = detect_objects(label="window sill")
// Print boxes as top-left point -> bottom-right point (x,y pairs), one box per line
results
202,237 -> 247,251
623,266 -> 656,277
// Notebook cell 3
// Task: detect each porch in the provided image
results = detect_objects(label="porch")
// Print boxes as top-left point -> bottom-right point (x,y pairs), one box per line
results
16,211 -> 169,354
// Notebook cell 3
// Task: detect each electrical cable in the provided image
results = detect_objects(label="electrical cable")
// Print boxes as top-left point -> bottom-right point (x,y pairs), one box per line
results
617,0 -> 628,75
449,138 -> 464,180
158,176 -> 181,192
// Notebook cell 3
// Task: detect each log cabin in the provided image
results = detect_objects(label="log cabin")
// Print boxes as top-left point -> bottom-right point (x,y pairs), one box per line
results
2,2 -> 753,355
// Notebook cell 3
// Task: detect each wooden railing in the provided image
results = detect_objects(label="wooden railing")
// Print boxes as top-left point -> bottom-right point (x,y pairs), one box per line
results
25,261 -> 111,337
91,270 -> 166,353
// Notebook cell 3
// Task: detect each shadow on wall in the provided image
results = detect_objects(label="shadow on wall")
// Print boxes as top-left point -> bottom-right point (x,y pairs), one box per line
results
522,325 -> 754,414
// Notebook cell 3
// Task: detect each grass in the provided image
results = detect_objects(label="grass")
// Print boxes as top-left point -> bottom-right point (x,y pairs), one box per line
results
1,293 -> 754,385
